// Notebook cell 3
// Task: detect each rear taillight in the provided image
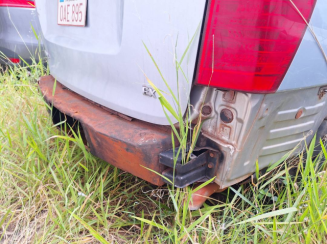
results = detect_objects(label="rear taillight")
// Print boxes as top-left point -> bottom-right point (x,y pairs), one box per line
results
0,0 -> 35,8
195,0 -> 316,93
9,58 -> 20,63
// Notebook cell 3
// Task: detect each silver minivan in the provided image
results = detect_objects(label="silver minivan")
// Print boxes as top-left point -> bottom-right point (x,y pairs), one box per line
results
35,0 -> 327,209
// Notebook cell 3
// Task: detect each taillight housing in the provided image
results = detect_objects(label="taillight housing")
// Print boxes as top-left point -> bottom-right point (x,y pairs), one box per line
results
9,58 -> 20,63
195,0 -> 316,93
0,0 -> 35,8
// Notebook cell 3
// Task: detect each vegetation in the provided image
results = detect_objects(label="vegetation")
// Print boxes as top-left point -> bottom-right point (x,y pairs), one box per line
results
0,60 -> 327,243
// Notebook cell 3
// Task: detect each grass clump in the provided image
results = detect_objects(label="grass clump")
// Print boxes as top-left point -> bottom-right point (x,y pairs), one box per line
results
0,63 -> 327,243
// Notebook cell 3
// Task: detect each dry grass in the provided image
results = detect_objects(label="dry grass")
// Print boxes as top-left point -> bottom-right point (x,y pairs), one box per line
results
0,63 -> 327,243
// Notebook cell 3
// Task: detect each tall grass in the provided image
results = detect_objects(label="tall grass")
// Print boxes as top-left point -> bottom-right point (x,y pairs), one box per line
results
134,30 -> 327,241
0,58 -> 325,244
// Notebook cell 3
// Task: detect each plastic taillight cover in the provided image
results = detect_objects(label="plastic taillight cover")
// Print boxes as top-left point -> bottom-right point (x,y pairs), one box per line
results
0,0 -> 35,8
9,58 -> 20,63
196,0 -> 316,93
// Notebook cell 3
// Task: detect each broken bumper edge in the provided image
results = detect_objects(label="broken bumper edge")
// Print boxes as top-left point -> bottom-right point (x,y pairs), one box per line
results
38,75 -> 173,186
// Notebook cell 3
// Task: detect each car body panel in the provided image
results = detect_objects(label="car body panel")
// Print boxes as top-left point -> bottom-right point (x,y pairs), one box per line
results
36,0 -> 206,125
0,7 -> 43,64
278,0 -> 327,91
36,0 -> 327,188
190,85 -> 327,188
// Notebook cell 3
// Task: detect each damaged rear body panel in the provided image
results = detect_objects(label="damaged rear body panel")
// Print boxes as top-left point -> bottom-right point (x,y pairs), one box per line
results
39,75 -> 173,186
40,75 -> 327,189
190,86 -> 327,188
36,0 -> 327,192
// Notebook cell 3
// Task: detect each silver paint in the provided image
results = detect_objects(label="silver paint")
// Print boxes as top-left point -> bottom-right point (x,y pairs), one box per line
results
35,0 -> 206,125
191,86 -> 327,188
278,0 -> 327,91
0,7 -> 44,64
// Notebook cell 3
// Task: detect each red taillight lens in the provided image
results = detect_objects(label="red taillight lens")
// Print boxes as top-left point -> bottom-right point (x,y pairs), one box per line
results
0,0 -> 35,8
9,58 -> 20,63
196,0 -> 316,93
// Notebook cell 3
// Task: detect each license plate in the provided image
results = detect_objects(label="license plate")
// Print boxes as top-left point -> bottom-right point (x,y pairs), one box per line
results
58,0 -> 87,27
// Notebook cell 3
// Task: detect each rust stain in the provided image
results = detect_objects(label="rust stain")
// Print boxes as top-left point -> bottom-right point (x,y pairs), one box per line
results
220,108 -> 234,124
188,183 -> 226,210
201,105 -> 212,116
295,109 -> 303,119
222,90 -> 236,103
39,75 -> 174,186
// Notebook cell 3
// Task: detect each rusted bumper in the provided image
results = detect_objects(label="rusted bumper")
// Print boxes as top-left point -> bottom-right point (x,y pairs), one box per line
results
39,75 -> 173,186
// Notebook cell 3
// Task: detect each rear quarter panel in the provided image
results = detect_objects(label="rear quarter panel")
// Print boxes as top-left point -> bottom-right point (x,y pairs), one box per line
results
278,0 -> 327,91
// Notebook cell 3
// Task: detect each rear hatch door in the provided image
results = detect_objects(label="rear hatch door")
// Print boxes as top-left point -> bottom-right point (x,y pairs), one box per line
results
36,0 -> 206,125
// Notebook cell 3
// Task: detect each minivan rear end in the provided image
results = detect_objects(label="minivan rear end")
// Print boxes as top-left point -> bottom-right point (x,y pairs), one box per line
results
35,0 -> 327,208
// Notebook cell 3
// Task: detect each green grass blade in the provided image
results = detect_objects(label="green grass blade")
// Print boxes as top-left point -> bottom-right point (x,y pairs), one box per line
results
235,208 -> 298,225
70,213 -> 110,244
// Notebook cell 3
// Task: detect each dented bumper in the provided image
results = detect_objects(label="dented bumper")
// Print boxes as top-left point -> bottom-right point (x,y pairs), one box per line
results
39,75 -> 173,186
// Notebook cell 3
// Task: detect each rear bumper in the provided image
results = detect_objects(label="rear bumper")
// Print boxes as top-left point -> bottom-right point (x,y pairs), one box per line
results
39,75 -> 173,186
40,75 -> 327,189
